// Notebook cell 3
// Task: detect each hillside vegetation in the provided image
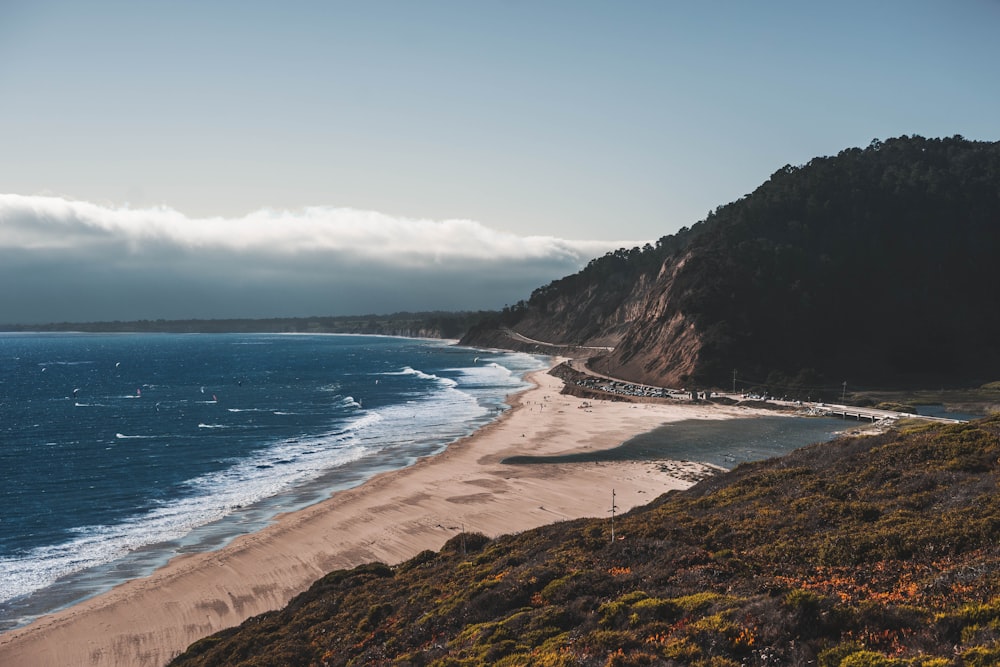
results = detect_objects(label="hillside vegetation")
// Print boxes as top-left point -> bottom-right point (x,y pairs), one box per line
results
463,135 -> 1000,394
170,416 -> 1000,667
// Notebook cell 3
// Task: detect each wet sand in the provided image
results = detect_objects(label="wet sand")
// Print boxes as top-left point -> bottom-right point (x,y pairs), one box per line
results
0,364 -> 775,667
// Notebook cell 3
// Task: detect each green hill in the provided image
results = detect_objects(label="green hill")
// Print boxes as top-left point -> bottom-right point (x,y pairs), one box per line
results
170,416 -> 1000,666
464,135 -> 1000,394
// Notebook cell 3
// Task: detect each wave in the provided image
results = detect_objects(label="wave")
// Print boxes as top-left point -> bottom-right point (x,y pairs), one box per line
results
382,366 -> 458,388
343,411 -> 384,432
115,433 -> 156,440
197,423 -> 228,429
448,361 -> 516,388
0,431 -> 371,605
336,377 -> 486,455
36,360 -> 95,366
337,396 -> 362,409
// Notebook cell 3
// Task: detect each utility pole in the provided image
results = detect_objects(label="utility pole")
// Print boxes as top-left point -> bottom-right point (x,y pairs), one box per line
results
842,381 -> 847,402
609,489 -> 618,543
733,369 -> 737,394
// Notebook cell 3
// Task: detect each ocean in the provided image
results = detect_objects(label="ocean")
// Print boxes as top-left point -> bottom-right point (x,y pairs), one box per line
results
0,332 -> 545,632
0,332 -> 853,634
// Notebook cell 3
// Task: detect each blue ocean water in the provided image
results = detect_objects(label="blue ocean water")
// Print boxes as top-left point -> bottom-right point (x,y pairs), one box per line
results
0,332 -> 545,631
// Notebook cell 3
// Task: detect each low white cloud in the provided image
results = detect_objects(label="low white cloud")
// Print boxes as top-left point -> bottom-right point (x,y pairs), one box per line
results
0,194 -> 643,324
0,194 -> 621,263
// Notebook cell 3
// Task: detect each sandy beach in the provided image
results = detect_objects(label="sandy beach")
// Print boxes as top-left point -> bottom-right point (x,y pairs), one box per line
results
0,363 -> 776,667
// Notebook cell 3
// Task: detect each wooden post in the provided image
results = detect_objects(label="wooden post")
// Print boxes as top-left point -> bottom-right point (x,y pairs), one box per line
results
610,489 -> 618,543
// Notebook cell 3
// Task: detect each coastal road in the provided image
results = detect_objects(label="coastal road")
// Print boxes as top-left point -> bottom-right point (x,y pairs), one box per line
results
500,327 -> 614,354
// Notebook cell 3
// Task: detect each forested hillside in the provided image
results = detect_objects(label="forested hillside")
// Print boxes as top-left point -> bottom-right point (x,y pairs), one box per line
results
463,136 -> 1000,393
171,416 -> 1000,666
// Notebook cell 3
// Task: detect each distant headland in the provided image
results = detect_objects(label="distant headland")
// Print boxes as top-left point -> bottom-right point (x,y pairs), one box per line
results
0,311 -> 496,340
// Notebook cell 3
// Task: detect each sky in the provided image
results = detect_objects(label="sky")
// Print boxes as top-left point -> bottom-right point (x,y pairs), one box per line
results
1,1 -> 999,324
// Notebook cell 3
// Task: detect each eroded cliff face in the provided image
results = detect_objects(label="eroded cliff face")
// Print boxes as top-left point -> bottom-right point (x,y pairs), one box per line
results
463,252 -> 707,388
601,254 -> 702,387
505,270 -> 658,350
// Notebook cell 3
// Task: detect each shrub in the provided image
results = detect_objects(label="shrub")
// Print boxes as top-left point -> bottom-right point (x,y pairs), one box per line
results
603,648 -> 661,666
539,572 -> 582,604
528,652 -> 580,667
598,592 -> 649,628
837,650 -> 905,667
673,591 -> 731,615
961,645 -> 1000,667
818,642 -> 864,667
629,597 -> 679,624
442,532 -> 491,555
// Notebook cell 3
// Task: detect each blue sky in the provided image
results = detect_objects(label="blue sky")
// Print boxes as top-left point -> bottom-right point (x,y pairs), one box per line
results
1,1 -> 998,322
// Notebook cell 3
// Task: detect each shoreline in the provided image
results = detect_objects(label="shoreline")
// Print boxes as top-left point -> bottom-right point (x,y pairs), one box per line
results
0,362 -> 780,667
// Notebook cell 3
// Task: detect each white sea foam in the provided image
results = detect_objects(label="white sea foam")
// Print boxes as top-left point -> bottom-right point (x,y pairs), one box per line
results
383,366 -> 459,388
345,369 -> 488,455
197,423 -> 228,429
330,395 -> 361,409
448,361 -> 517,387
0,430 -> 371,604
342,411 -> 384,432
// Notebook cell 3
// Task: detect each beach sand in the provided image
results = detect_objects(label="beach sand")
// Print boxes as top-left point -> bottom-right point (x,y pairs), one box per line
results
0,364 -> 774,667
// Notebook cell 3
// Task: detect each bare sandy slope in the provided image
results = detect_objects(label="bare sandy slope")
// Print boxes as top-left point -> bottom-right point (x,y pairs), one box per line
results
0,365 -> 775,667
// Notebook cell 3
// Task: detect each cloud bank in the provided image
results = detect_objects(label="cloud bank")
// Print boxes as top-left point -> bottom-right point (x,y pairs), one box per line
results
0,194 -> 640,324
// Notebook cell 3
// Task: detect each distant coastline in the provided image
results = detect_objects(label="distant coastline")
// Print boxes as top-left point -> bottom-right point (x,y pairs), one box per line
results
0,310 -> 497,339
